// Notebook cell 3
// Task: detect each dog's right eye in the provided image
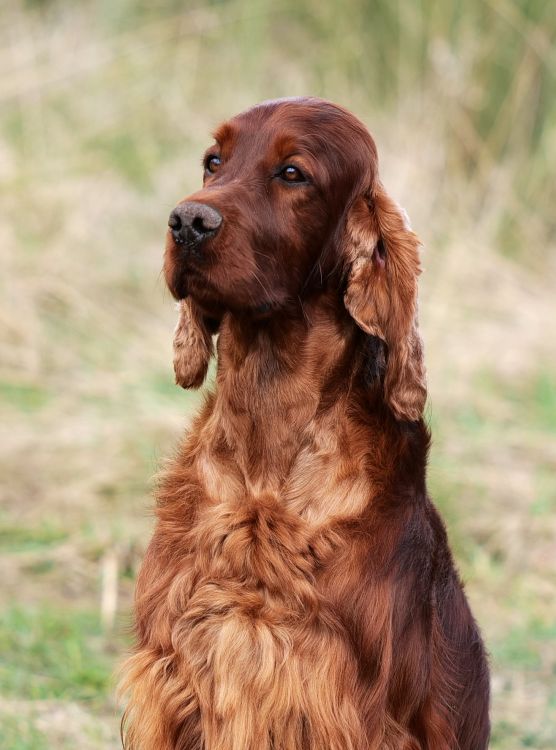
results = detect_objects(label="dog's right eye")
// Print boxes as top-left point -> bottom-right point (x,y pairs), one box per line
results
277,164 -> 307,183
204,155 -> 221,175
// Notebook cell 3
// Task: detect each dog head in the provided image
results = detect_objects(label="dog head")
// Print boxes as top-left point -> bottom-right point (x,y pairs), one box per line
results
166,97 -> 426,421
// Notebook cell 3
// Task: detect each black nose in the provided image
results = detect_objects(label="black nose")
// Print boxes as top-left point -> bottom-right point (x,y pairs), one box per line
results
168,202 -> 222,247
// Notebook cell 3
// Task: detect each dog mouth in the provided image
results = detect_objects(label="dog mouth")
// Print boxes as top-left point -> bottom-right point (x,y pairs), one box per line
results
174,265 -> 229,317
168,229 -> 209,262
165,257 -> 198,302
166,234 -> 282,318
170,264 -> 208,302
172,268 -> 278,320
165,228 -> 211,295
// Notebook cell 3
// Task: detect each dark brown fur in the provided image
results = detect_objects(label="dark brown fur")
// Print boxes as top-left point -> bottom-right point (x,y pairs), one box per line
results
120,97 -> 490,749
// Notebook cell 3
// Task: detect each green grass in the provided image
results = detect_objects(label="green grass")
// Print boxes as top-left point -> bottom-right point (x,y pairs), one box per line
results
0,382 -> 50,412
494,619 -> 556,671
0,715 -> 50,750
0,524 -> 68,554
0,607 -> 113,703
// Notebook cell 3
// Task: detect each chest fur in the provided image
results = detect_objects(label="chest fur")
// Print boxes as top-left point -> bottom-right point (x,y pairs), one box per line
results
173,492 -> 365,750
164,411 -> 372,749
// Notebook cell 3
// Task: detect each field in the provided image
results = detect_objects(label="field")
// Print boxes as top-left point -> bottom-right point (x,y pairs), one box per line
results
0,1 -> 555,747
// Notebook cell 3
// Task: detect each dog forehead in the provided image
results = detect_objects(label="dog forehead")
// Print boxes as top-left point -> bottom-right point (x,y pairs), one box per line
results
233,98 -> 362,141
215,99 -> 374,166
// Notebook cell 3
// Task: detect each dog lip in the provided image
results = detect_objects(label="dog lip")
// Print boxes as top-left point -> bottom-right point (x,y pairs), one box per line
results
168,228 -> 217,257
187,246 -> 208,265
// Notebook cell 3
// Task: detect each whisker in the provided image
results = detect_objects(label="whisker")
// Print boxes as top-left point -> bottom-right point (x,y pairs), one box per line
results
297,295 -> 311,325
251,268 -> 273,301
253,249 -> 273,262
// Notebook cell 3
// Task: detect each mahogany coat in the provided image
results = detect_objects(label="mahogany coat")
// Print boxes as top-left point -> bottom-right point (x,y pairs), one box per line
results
120,97 -> 490,750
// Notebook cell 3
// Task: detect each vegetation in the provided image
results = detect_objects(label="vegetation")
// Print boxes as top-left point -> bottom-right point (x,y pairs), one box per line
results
0,0 -> 554,746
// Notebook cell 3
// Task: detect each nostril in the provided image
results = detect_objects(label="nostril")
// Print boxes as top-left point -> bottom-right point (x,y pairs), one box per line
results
168,211 -> 182,231
195,205 -> 222,233
191,216 -> 208,235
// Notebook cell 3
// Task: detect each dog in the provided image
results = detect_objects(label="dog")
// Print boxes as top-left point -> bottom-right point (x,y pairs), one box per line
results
120,97 -> 490,749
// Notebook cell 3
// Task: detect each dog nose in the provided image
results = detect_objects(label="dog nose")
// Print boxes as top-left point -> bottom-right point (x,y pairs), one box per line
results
168,202 -> 222,246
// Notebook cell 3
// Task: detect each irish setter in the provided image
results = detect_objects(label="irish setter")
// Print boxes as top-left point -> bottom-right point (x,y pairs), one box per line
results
120,97 -> 490,749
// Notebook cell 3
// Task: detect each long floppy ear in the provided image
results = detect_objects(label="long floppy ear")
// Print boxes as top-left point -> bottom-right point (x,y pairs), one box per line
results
172,298 -> 214,388
344,182 -> 426,421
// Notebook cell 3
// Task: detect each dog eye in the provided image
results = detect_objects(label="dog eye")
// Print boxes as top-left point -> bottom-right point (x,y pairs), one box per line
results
204,155 -> 221,175
278,165 -> 307,183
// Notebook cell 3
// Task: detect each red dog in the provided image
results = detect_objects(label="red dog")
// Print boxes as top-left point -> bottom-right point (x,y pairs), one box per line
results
121,97 -> 490,749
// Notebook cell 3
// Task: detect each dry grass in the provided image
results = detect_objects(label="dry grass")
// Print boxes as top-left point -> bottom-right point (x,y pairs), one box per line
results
0,1 -> 555,747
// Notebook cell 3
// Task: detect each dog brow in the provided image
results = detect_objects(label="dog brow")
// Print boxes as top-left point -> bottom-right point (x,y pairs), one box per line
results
211,122 -> 236,147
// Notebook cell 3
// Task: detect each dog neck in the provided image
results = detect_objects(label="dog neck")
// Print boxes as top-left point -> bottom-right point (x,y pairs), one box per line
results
208,291 -> 360,490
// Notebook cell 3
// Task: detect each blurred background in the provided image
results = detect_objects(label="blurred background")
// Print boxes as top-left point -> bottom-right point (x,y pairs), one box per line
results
0,0 -> 554,747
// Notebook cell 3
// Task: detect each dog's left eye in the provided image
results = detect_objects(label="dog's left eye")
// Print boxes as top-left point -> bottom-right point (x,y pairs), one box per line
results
204,155 -> 221,175
277,165 -> 307,183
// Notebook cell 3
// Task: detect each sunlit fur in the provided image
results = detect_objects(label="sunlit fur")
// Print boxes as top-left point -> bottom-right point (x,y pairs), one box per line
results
120,98 -> 490,749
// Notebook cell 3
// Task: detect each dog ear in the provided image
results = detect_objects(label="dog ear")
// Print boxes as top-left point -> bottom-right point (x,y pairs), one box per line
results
172,298 -> 214,389
343,182 -> 426,421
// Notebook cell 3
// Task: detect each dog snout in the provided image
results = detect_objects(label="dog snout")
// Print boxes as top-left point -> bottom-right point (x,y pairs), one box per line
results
168,202 -> 222,247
